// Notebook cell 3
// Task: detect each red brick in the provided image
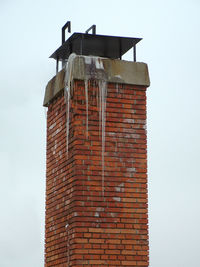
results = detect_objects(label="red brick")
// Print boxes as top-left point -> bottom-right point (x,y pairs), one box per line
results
45,81 -> 149,266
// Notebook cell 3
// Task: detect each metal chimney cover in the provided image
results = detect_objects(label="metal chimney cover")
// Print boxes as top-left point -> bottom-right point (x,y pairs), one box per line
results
50,32 -> 142,61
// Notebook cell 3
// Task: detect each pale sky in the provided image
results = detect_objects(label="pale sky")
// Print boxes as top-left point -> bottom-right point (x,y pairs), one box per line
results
0,0 -> 200,266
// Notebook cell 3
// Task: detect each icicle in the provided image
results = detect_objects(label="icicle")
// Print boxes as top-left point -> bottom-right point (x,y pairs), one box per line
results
99,80 -> 107,197
116,83 -> 119,94
84,79 -> 89,139
43,107 -> 47,120
99,80 -> 102,137
65,89 -> 70,158
64,53 -> 77,158
65,223 -> 70,266
64,55 -> 108,196
83,56 -> 108,198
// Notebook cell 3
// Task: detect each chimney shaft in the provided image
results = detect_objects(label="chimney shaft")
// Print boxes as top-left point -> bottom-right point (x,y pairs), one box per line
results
44,54 -> 150,266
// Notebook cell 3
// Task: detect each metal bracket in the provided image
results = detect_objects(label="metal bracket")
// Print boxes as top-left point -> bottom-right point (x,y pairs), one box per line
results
85,25 -> 96,35
62,21 -> 71,44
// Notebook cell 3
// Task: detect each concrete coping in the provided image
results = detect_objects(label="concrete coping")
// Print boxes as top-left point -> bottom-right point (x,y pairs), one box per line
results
43,55 -> 150,107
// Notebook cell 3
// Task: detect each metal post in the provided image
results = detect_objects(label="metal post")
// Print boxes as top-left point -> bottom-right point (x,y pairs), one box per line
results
62,60 -> 65,69
119,39 -> 122,60
61,21 -> 71,69
62,21 -> 71,44
133,45 -> 136,62
56,58 -> 59,74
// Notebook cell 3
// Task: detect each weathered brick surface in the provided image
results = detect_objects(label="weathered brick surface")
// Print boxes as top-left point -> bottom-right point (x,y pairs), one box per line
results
45,80 -> 149,266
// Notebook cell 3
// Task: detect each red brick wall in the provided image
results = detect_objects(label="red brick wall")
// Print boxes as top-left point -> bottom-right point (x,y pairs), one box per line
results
45,80 -> 148,266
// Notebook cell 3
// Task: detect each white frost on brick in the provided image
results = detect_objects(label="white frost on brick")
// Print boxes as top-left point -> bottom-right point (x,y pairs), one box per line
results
49,122 -> 56,130
94,212 -> 99,217
115,182 -> 124,192
113,197 -> 121,202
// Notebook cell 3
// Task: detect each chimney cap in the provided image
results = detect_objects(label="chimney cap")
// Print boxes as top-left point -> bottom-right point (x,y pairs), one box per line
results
50,32 -> 142,61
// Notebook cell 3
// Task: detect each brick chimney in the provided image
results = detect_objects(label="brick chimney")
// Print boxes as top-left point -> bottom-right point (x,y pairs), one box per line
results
44,24 -> 150,267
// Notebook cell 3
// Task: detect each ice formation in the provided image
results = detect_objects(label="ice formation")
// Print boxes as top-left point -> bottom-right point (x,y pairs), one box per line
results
64,54 -> 108,196
64,53 -> 77,158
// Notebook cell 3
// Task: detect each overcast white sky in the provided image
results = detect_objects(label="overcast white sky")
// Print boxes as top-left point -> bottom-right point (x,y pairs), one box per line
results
0,0 -> 200,266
